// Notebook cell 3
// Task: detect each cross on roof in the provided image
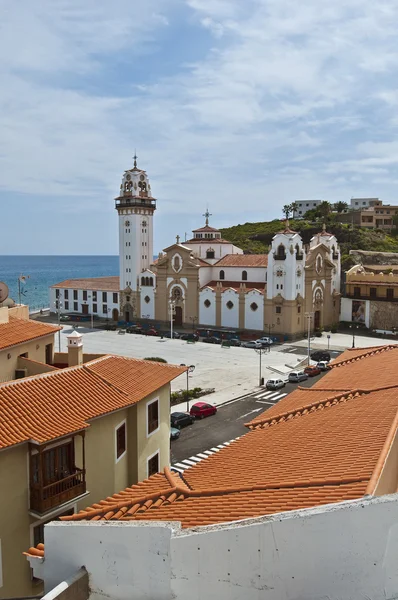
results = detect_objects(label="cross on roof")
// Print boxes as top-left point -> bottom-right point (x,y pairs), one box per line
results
203,208 -> 212,226
133,151 -> 137,168
176,234 -> 180,244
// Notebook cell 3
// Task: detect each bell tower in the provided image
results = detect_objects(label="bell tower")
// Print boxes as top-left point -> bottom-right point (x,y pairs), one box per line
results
115,154 -> 156,292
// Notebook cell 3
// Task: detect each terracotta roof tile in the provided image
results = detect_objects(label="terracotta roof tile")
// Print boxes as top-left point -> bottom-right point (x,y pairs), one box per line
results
185,238 -> 233,245
51,277 -> 120,291
192,226 -> 220,233
0,317 -> 61,351
0,356 -> 186,449
214,254 -> 268,267
201,281 -> 265,293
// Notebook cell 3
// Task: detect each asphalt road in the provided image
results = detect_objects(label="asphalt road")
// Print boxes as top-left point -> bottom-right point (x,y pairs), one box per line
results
170,370 -> 331,466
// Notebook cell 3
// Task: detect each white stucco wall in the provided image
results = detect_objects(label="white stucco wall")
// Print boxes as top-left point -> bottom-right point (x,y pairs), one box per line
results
211,266 -> 267,283
220,290 -> 239,328
340,297 -> 370,328
50,288 -> 119,319
184,242 -> 243,262
199,289 -> 216,326
198,267 -> 213,287
43,494 -> 398,600
245,291 -> 264,331
267,232 -> 305,301
140,287 -> 155,319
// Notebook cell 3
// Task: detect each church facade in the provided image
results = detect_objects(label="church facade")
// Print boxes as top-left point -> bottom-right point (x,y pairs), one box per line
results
51,158 -> 341,337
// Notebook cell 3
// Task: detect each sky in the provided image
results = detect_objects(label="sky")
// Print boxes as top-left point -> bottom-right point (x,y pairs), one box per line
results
2,0 -> 398,255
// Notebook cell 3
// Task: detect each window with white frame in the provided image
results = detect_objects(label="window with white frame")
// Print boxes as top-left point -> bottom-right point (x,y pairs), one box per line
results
147,398 -> 159,435
115,420 -> 127,461
147,451 -> 159,477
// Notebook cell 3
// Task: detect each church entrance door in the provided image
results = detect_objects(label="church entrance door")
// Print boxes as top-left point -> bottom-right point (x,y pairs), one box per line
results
314,310 -> 321,329
124,311 -> 130,323
174,306 -> 183,326
112,308 -> 119,322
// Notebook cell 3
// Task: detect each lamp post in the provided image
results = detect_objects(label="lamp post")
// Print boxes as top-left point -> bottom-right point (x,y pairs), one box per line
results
305,312 -> 314,365
264,323 -> 275,342
169,300 -> 176,339
88,294 -> 94,330
255,348 -> 269,386
189,316 -> 198,333
349,323 -> 359,348
180,364 -> 195,411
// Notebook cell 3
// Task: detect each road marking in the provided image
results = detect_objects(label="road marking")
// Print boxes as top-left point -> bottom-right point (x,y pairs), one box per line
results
170,466 -> 184,473
256,400 -> 276,405
203,450 -> 214,455
210,447 -> 221,452
272,393 -> 287,401
181,459 -> 197,466
188,456 -> 203,462
174,462 -> 189,469
255,390 -> 282,400
238,408 -> 262,420
197,453 -> 209,459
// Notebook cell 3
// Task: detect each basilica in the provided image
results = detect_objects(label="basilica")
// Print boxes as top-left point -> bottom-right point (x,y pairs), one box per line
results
51,158 -> 341,337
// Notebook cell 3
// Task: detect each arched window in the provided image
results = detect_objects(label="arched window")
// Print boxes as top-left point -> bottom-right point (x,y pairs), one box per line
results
242,270 -> 247,281
141,276 -> 145,285
206,248 -> 215,259
149,277 -> 153,286
219,270 -> 225,280
145,277 -> 149,286
275,244 -> 286,260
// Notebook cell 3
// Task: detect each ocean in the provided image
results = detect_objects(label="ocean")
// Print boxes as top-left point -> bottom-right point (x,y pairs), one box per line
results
0,256 -> 119,311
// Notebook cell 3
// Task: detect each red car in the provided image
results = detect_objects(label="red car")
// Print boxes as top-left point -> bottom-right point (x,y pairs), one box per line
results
304,365 -> 321,377
190,402 -> 217,419
146,328 -> 159,336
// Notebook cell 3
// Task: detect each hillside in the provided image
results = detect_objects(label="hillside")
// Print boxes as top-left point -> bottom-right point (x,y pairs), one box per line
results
220,219 -> 398,270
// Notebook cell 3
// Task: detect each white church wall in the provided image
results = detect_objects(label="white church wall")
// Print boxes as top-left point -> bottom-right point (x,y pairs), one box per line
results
43,494 -> 398,600
245,292 -> 264,331
184,242 -> 243,262
221,290 -> 239,328
140,288 -> 155,320
50,288 -> 119,319
198,267 -> 213,287
199,289 -> 216,326
212,267 -> 267,283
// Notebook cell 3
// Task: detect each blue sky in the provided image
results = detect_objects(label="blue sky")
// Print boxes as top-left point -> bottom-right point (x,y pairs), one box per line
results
2,0 -> 398,255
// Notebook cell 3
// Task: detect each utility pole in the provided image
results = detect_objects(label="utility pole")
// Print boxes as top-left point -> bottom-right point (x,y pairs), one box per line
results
169,301 -> 175,339
305,312 -> 314,365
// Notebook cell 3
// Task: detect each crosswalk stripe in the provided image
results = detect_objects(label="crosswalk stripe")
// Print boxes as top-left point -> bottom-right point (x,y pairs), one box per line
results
210,447 -> 220,452
170,466 -> 184,473
197,453 -> 209,458
217,444 -> 225,448
254,390 -> 274,399
188,456 -> 202,462
174,462 -> 189,469
203,450 -> 214,455
181,459 -> 197,466
172,436 -> 243,472
272,393 -> 287,401
256,400 -> 276,405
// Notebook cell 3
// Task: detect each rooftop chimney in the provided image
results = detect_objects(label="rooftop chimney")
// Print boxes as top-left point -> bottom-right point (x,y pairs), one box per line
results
67,330 -> 83,367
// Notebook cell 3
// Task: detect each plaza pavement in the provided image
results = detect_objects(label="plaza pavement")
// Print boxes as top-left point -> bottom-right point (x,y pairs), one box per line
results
58,326 -> 394,411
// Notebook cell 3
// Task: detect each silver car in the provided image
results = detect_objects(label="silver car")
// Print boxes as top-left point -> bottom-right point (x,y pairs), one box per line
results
242,340 -> 262,349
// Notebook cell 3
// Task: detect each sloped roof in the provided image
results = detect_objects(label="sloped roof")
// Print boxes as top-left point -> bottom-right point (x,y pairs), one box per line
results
214,254 -> 268,267
0,317 -> 61,351
201,281 -> 265,293
192,226 -> 220,233
185,238 -> 233,245
0,356 -> 186,449
51,277 -> 120,291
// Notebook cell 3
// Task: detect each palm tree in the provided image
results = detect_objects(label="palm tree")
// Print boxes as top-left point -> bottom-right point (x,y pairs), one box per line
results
282,204 -> 292,219
318,201 -> 332,218
290,201 -> 299,218
334,201 -> 348,213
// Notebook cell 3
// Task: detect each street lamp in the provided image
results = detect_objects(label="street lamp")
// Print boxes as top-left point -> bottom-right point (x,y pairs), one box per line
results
264,323 -> 275,341
304,312 -> 314,365
255,348 -> 269,387
349,323 -> 359,348
169,300 -> 176,339
88,294 -> 94,330
189,316 -> 198,333
180,364 -> 196,411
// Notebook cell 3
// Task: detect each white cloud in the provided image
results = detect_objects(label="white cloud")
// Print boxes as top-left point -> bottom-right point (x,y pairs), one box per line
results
3,0 -> 398,253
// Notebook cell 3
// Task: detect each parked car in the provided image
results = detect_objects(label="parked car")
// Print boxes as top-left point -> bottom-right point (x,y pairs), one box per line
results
257,336 -> 273,346
203,336 -> 222,344
317,361 -> 331,371
190,402 -> 217,419
180,333 -> 199,342
145,328 -> 159,336
170,412 -> 195,429
304,365 -> 321,377
266,378 -> 285,390
126,326 -> 144,334
228,338 -> 241,347
288,370 -> 308,383
310,350 -> 331,362
170,427 -> 181,440
163,331 -> 181,339
242,340 -> 262,349
60,315 -> 71,322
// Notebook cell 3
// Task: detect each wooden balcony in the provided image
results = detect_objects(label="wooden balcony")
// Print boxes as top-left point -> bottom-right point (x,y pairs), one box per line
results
30,469 -> 86,514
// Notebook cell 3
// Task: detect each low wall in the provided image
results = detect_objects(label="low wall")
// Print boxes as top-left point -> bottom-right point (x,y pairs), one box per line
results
43,494 -> 398,600
18,356 -> 59,376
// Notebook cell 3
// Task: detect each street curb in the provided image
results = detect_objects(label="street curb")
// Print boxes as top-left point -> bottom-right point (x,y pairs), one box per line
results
215,389 -> 262,407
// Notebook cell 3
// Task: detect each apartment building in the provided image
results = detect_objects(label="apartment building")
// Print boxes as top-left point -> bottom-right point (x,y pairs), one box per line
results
339,199 -> 398,231
292,199 -> 322,218
0,331 -> 185,598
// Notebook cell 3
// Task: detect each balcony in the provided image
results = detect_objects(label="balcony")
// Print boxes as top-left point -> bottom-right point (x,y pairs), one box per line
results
115,197 -> 156,210
30,469 -> 86,514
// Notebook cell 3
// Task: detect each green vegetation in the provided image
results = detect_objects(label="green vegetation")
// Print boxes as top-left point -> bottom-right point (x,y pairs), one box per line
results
170,387 -> 215,406
220,214 -> 398,270
144,357 -> 168,363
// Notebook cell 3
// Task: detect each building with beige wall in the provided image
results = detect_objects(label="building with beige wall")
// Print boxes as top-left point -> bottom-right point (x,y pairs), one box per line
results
0,305 -> 60,383
0,341 -> 185,598
338,199 -> 398,231
341,262 -> 398,331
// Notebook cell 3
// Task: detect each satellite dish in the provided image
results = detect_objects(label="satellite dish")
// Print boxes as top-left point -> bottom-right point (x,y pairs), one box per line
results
0,282 -> 9,303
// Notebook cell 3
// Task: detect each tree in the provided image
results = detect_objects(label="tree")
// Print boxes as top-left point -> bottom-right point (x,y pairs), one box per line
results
317,201 -> 332,218
282,204 -> 292,219
290,201 -> 299,217
334,201 -> 348,213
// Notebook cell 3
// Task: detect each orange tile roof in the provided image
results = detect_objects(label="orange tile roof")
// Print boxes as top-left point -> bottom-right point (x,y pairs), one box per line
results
192,226 -> 220,233
214,254 -> 268,267
0,356 -> 186,449
51,276 -> 120,291
0,317 -> 61,351
201,280 -> 265,293
185,238 -> 233,245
